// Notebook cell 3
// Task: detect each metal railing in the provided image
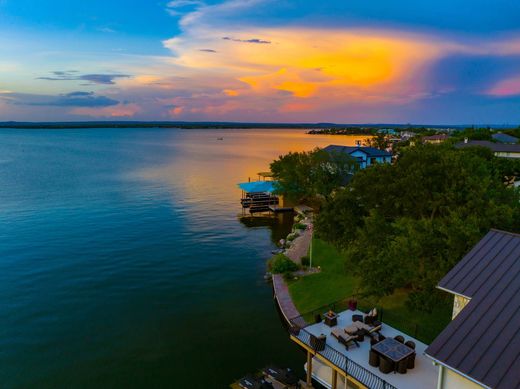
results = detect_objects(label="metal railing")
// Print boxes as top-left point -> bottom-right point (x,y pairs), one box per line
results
288,297 -> 437,344
288,299 -> 401,389
289,320 -> 398,389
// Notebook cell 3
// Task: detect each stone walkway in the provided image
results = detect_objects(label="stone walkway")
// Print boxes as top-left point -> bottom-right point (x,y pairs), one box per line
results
285,221 -> 313,265
272,274 -> 300,321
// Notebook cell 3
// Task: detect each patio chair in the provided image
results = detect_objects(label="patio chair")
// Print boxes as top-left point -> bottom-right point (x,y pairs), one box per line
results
405,340 -> 416,350
352,314 -> 363,322
407,353 -> 416,369
310,334 -> 326,351
394,335 -> 404,343
364,308 -> 378,325
369,350 -> 380,367
397,359 -> 408,374
379,356 -> 394,374
331,328 -> 359,350
314,314 -> 322,324
370,336 -> 380,346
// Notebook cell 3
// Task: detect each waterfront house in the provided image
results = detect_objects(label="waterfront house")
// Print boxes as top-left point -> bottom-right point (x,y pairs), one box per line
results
286,229 -> 520,389
425,229 -> 520,389
323,144 -> 392,169
491,133 -> 519,144
455,139 -> 520,158
422,134 -> 449,144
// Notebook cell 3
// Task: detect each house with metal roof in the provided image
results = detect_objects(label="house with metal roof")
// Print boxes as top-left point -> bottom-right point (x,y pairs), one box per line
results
455,140 -> 520,159
323,144 -> 392,169
492,133 -> 519,144
425,229 -> 520,389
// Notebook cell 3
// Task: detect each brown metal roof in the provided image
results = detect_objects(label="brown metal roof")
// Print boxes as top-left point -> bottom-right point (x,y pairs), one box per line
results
426,229 -> 520,389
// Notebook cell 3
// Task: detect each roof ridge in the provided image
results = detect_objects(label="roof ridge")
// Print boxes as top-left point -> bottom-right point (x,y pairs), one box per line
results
490,229 -> 520,238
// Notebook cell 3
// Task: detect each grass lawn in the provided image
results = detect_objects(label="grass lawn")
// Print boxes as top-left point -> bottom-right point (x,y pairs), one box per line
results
288,237 -> 452,344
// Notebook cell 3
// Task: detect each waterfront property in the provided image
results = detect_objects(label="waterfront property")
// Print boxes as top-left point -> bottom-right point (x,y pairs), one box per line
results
323,145 -> 392,169
425,229 -> 520,389
284,229 -> 520,389
455,139 -> 520,158
289,309 -> 438,389
238,180 -> 283,213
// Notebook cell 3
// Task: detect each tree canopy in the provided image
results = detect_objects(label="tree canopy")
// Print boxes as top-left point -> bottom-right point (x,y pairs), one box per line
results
315,144 -> 520,311
270,148 -> 357,203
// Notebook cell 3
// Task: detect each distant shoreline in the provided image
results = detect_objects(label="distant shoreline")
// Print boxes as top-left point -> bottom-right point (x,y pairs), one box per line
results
0,121 -> 485,130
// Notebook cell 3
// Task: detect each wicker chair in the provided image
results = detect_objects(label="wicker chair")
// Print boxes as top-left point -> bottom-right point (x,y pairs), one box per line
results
379,357 -> 394,374
405,340 -> 416,350
394,335 -> 405,343
407,353 -> 416,369
310,334 -> 326,351
397,359 -> 408,374
369,350 -> 380,367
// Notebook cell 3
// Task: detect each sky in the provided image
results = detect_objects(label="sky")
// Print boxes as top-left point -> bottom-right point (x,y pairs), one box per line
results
0,0 -> 520,124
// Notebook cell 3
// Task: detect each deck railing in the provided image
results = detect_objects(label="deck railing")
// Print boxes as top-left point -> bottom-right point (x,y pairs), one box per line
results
289,315 -> 398,389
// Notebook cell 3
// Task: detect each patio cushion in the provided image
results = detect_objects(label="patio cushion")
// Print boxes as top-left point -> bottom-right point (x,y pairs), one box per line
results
344,325 -> 358,334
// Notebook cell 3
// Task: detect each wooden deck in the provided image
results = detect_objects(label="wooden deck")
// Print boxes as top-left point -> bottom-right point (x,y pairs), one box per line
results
272,274 -> 300,323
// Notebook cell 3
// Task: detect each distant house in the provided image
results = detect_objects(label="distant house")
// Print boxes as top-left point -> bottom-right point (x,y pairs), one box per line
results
323,144 -> 392,169
400,131 -> 417,140
423,134 -> 449,144
377,128 -> 397,135
492,133 -> 519,144
455,140 -> 520,158
425,229 -> 520,389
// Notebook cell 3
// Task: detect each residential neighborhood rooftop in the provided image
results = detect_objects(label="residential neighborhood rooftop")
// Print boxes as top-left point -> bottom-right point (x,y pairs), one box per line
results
426,229 -> 520,389
323,144 -> 392,157
455,140 -> 520,153
492,133 -> 519,144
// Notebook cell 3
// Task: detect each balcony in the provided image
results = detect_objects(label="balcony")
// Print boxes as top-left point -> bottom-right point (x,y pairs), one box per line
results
289,309 -> 438,389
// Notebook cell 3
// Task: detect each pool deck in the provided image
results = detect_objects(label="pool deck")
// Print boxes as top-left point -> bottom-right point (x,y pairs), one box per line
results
299,309 -> 438,389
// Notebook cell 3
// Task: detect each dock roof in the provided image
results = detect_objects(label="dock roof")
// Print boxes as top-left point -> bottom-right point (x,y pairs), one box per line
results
425,229 -> 520,389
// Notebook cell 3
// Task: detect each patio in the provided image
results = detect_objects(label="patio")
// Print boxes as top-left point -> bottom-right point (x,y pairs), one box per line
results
291,309 -> 438,389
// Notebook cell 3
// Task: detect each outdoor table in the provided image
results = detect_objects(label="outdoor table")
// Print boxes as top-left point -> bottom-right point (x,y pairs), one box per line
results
372,337 -> 414,363
323,312 -> 338,327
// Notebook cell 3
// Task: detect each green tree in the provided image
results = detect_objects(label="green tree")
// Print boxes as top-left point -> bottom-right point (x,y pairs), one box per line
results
316,144 -> 520,311
270,148 -> 357,203
363,133 -> 391,150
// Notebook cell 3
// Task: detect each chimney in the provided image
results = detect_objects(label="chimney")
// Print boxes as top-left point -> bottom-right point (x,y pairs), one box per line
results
464,137 -> 468,144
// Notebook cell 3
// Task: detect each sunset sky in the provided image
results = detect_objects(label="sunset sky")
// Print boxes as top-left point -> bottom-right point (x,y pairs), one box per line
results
1,0 -> 520,124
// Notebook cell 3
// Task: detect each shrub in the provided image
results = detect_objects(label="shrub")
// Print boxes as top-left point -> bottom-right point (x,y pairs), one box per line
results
293,223 -> 307,231
301,255 -> 310,267
287,233 -> 298,241
268,254 -> 299,274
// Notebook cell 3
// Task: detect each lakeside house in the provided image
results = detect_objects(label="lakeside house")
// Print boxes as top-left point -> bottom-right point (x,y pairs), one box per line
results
287,229 -> 520,389
455,139 -> 520,158
422,134 -> 449,144
323,144 -> 392,169
425,229 -> 520,389
491,133 -> 519,144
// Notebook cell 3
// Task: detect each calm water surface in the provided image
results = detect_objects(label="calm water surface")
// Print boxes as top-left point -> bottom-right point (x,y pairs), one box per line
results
0,128 -> 361,388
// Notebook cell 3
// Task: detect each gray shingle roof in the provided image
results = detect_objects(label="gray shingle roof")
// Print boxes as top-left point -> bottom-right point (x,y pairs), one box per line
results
425,229 -> 520,389
455,140 -> 520,153
323,144 -> 392,158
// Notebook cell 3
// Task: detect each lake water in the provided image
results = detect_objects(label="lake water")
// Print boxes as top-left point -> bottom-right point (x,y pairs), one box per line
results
0,128 -> 361,388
